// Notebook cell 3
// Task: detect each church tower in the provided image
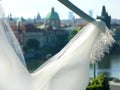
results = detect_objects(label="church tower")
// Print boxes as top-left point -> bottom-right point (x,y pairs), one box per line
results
97,6 -> 111,29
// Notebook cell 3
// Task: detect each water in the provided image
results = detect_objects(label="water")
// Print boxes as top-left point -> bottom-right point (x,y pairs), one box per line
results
90,49 -> 120,79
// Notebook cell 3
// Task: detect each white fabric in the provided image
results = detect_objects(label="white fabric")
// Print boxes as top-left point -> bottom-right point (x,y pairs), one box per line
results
0,4 -> 26,67
0,4 -> 114,90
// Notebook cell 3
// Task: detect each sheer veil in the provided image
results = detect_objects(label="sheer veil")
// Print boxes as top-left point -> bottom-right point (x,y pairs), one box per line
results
0,4 -> 26,67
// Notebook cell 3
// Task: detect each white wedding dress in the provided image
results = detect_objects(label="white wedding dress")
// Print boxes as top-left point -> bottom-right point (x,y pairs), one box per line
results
0,3 -> 114,90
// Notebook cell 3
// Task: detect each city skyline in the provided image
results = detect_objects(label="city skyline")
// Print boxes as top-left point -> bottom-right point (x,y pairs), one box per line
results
1,0 -> 120,20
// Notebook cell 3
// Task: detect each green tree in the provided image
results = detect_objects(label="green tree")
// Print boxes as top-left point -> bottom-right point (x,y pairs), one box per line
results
68,26 -> 83,41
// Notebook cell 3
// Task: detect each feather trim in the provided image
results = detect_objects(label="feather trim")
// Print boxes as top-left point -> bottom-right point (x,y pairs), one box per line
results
90,27 -> 115,63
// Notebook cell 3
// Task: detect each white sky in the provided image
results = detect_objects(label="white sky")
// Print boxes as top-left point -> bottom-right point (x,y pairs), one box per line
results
1,0 -> 120,19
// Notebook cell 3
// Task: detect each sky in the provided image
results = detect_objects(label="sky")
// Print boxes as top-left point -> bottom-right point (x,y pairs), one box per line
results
1,0 -> 120,20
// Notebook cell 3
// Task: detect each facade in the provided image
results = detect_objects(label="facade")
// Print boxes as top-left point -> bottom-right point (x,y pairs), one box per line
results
23,27 -> 67,60
24,29 -> 67,48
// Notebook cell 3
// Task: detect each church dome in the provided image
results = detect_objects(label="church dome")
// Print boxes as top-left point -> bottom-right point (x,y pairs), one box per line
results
46,8 -> 60,20
45,7 -> 61,29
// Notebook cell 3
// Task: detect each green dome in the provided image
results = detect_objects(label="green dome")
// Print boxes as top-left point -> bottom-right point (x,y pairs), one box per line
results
45,7 -> 61,29
46,8 -> 60,20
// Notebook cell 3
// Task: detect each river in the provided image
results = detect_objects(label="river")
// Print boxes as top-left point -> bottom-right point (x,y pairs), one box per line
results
90,47 -> 120,79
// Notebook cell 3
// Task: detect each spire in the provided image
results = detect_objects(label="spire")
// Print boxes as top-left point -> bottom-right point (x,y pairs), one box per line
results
51,7 -> 55,13
101,6 -> 106,16
9,13 -> 13,20
37,13 -> 41,20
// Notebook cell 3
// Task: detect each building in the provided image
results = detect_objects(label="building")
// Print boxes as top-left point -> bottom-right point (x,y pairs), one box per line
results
44,7 -> 61,29
24,28 -> 67,48
23,25 -> 67,59
68,12 -> 74,21
89,10 -> 93,18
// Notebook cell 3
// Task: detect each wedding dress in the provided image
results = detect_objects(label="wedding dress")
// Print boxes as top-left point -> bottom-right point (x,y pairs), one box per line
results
0,1 -> 114,90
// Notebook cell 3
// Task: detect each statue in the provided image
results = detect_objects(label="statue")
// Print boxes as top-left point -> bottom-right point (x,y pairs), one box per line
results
0,0 -> 114,90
